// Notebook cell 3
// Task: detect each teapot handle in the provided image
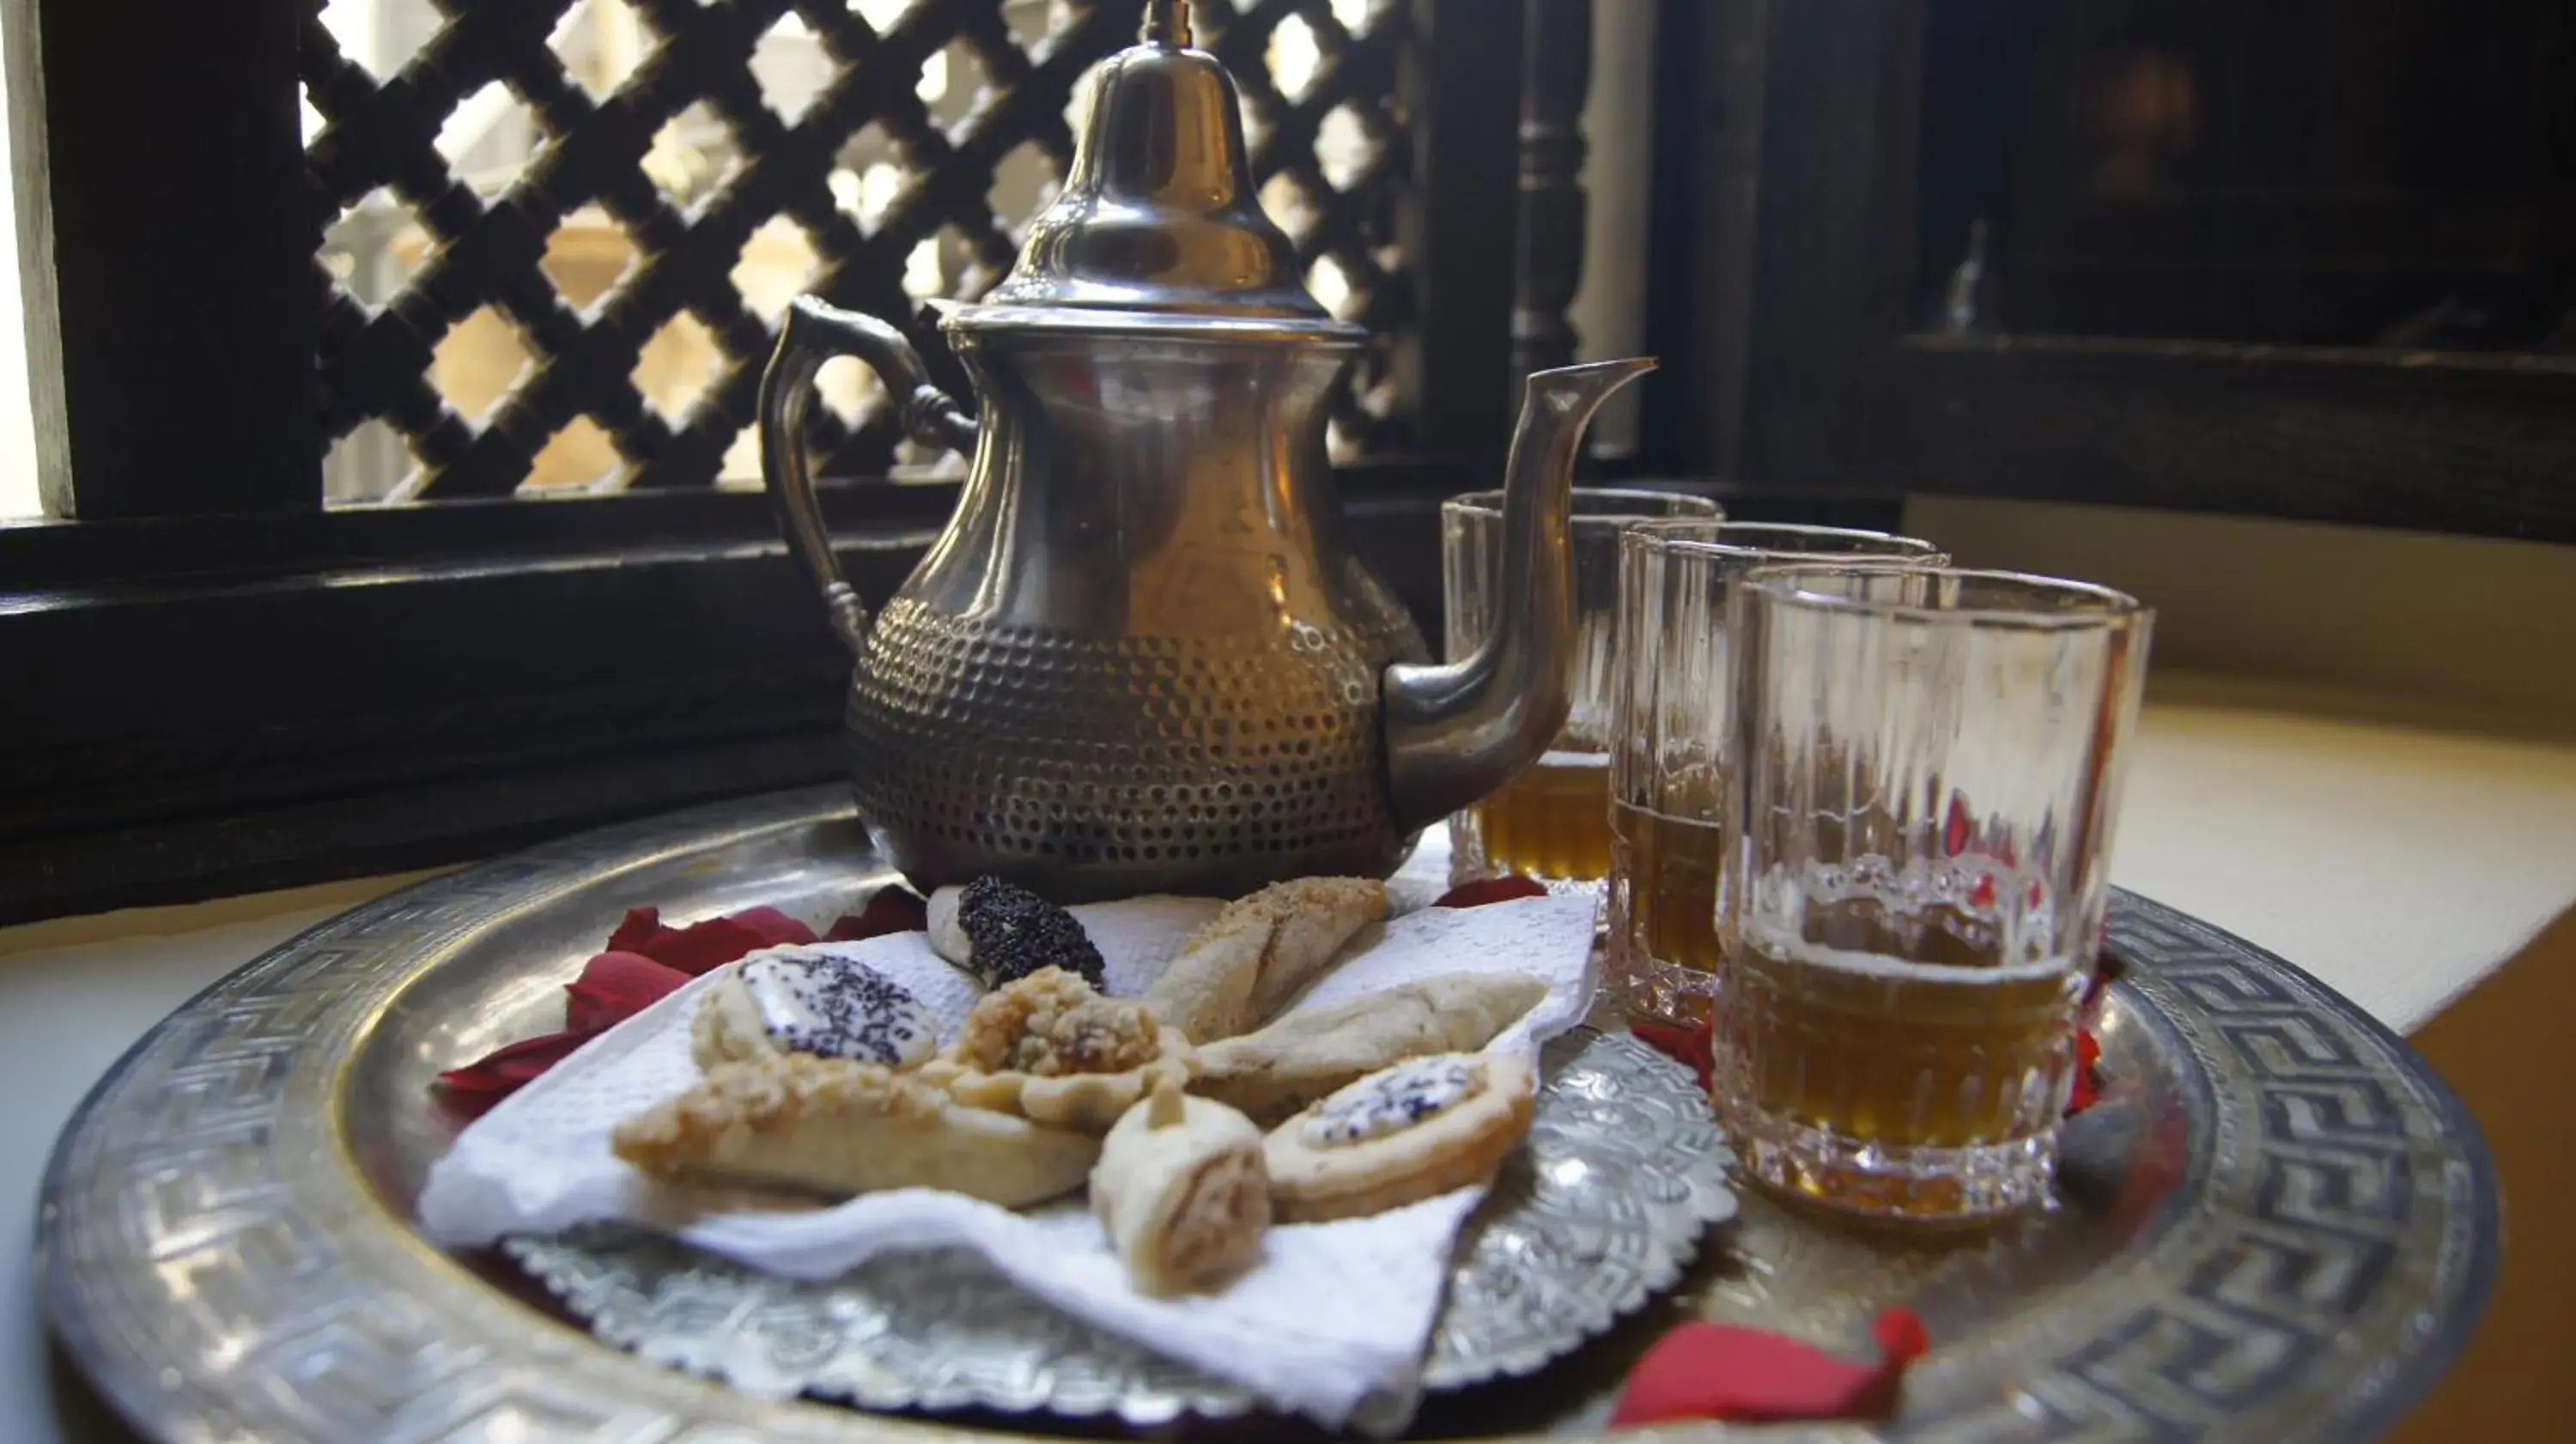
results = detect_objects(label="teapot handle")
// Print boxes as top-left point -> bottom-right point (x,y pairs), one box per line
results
757,296 -> 978,654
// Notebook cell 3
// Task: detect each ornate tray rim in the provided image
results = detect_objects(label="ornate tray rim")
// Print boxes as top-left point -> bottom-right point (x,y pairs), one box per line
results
35,786 -> 2500,1444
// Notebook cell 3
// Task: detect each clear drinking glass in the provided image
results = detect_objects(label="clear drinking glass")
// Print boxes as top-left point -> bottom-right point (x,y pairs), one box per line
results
1715,565 -> 2151,1223
1606,525 -> 1947,1028
1442,488 -> 1721,890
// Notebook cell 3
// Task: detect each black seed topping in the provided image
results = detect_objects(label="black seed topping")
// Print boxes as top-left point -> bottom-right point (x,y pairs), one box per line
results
1309,1056 -> 1481,1146
955,876 -> 1104,989
744,954 -> 934,1066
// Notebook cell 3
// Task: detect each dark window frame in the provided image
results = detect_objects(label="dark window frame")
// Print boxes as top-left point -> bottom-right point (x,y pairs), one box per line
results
1641,0 -> 2576,543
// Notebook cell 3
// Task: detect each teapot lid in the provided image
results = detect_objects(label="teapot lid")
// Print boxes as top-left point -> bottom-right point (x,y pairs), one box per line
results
977,0 -> 1351,326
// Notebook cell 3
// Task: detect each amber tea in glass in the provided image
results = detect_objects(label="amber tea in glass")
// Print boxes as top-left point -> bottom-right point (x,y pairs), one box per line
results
1727,903 -> 2090,1152
1442,488 -> 1718,889
1608,799 -> 1727,970
1604,524 -> 1945,1026
1468,750 -> 1616,881
1716,565 -> 2150,1223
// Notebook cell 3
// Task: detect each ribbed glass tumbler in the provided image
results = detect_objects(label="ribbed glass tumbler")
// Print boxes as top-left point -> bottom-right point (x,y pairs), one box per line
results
1441,488 -> 1719,892
1604,524 -> 1944,1028
1713,565 -> 2151,1223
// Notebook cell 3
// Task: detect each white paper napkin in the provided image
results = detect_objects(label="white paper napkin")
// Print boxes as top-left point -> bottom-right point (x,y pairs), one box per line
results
416,840 -> 1596,1432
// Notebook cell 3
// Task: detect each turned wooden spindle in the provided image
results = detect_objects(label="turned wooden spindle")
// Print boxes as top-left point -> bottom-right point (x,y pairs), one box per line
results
1513,0 -> 1592,378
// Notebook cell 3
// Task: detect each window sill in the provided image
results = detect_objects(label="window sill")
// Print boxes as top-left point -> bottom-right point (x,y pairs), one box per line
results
2112,671 -> 2576,1031
11,671 -> 2564,1025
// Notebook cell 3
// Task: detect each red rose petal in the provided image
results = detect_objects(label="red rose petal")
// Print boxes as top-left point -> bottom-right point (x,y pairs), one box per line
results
824,888 -> 929,941
1631,1021 -> 1696,1058
605,906 -> 665,955
2066,1025 -> 2104,1117
563,951 -> 691,1033
606,905 -> 817,975
434,1028 -> 604,1115
436,903 -> 835,1113
726,906 -> 818,947
1433,875 -> 1551,908
1610,1307 -> 1929,1427
2079,951 -> 2127,1015
1630,1018 -> 1715,1093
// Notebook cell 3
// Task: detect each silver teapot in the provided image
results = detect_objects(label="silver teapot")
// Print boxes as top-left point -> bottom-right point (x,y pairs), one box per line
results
759,0 -> 1649,901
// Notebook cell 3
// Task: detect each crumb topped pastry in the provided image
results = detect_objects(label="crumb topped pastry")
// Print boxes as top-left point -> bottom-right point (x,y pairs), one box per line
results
1141,877 -> 1385,1042
691,948 -> 939,1072
920,968 -> 1196,1132
1091,1080 -> 1271,1296
951,966 -> 1161,1077
1192,969 -> 1546,1125
610,1055 -> 1098,1206
1262,1052 -> 1536,1223
927,877 -> 1106,990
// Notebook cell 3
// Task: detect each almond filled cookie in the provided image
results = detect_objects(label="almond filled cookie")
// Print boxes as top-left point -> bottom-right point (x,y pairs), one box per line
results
690,947 -> 939,1071
1141,877 -> 1385,1043
1192,970 -> 1546,1125
918,967 -> 1197,1132
610,1055 -> 1099,1206
1091,1079 -> 1271,1296
1262,1052 -> 1537,1223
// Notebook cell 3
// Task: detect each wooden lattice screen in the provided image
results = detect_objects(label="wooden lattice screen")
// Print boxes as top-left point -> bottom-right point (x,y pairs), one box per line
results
303,0 -> 1425,502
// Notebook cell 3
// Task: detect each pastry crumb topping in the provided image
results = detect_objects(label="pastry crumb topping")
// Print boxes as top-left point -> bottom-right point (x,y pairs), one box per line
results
955,967 -> 1161,1077
1177,876 -> 1383,955
612,1056 -> 930,1169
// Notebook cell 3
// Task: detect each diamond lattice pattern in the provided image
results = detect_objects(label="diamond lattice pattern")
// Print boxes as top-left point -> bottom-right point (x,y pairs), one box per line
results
307,0 -> 1418,502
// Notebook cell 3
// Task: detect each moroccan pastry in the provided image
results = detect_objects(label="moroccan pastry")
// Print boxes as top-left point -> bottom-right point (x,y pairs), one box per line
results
610,1055 -> 1099,1206
927,876 -> 1106,990
1262,1052 -> 1537,1223
1191,970 -> 1547,1125
690,947 -> 939,1071
926,884 -> 970,966
919,967 -> 1197,1132
1140,877 -> 1386,1043
1091,1079 -> 1272,1295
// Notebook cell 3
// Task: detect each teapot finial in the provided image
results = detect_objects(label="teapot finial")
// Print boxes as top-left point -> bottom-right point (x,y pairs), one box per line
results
1378,359 -> 1658,832
1142,0 -> 1191,46
983,1 -> 1333,319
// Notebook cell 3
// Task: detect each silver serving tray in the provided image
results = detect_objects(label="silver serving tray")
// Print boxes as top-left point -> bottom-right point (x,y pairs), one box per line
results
39,786 -> 2498,1444
500,1029 -> 1737,1429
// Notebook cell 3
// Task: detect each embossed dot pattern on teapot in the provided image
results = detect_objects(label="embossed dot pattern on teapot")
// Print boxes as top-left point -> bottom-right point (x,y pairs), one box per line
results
848,599 -> 1428,893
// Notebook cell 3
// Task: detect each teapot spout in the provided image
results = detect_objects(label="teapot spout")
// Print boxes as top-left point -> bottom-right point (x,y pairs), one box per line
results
1379,358 -> 1656,833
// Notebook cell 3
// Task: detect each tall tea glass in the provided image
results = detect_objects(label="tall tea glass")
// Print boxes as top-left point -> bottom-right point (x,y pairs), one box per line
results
1605,524 -> 1946,1027
1716,565 -> 2150,1222
1442,488 -> 1719,889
